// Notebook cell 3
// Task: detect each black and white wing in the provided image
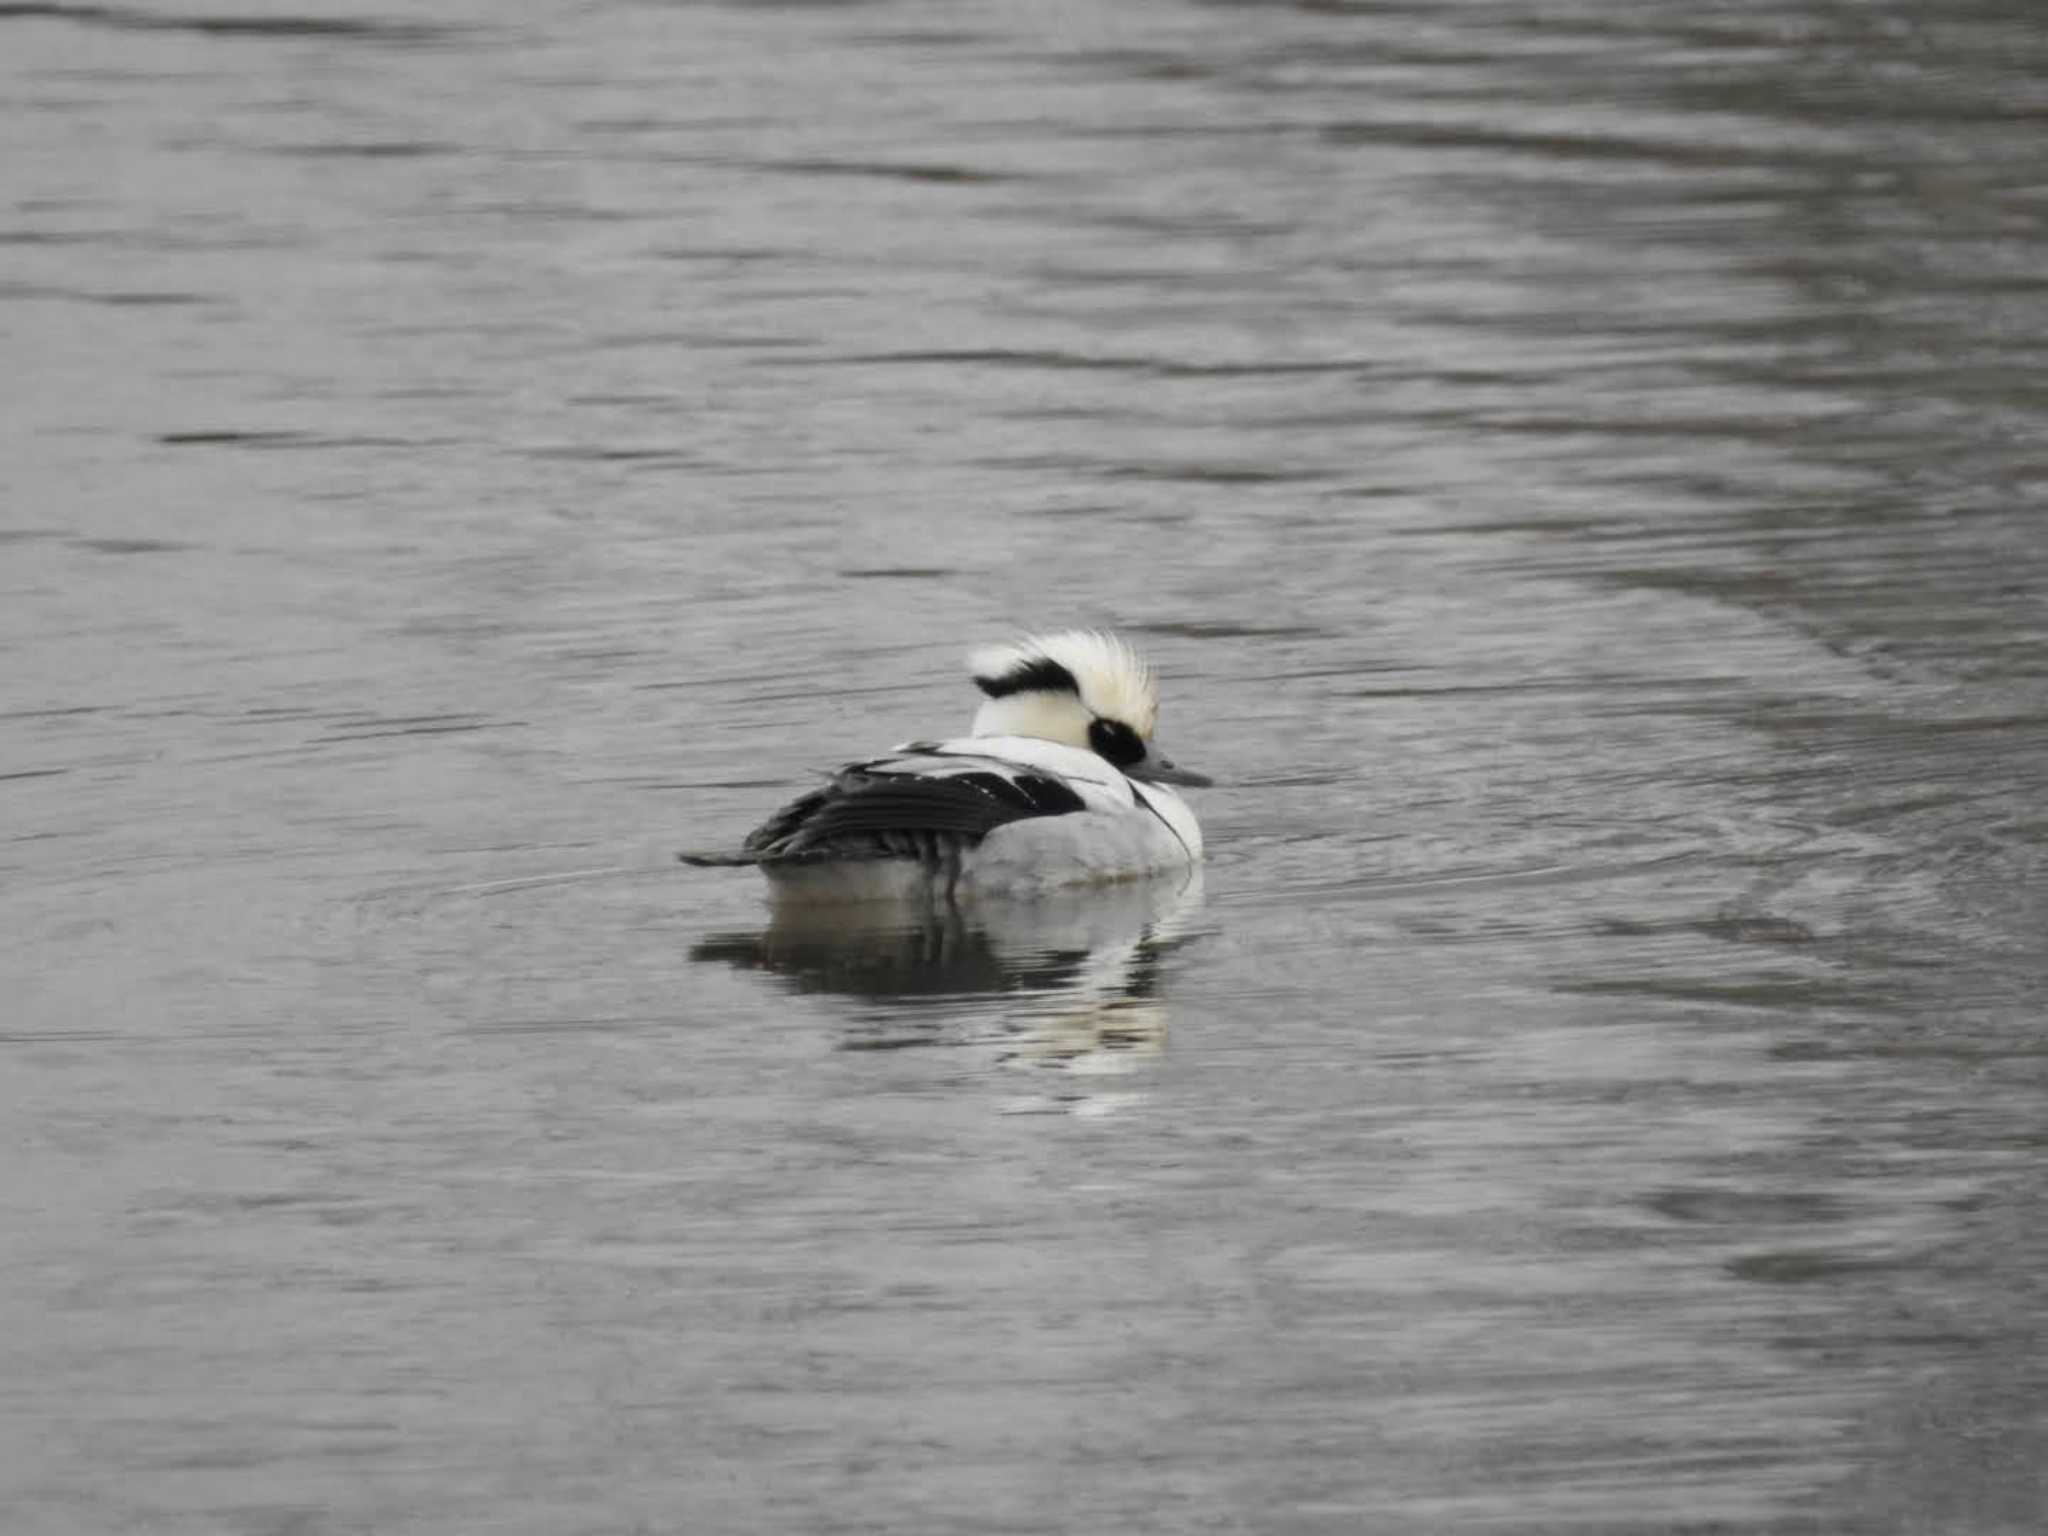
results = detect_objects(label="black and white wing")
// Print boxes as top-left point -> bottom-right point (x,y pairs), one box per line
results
680,749 -> 1086,868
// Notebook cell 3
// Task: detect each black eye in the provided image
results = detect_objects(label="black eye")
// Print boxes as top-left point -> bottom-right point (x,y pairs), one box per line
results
1087,717 -> 1146,769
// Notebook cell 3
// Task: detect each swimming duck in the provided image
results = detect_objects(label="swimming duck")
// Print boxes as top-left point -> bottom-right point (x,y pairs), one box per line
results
681,631 -> 1209,900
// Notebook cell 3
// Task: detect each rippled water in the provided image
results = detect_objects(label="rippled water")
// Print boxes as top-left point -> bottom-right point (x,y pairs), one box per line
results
5,2 -> 2046,1532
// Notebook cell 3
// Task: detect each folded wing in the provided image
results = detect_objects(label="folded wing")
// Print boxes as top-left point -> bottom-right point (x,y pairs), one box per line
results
681,756 -> 1087,868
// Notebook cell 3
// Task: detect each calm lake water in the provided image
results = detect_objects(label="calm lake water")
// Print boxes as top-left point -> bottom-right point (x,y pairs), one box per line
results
4,2 -> 2046,1532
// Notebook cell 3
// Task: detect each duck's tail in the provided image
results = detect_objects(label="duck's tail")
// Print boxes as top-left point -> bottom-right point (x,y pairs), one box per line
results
677,848 -> 763,867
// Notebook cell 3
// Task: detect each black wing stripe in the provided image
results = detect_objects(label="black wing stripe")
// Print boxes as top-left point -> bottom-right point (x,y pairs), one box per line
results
1015,772 -> 1088,814
739,766 -> 1087,862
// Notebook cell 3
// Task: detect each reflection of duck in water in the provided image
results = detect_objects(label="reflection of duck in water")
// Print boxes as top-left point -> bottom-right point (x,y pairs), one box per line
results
690,870 -> 1205,1097
681,632 -> 1210,901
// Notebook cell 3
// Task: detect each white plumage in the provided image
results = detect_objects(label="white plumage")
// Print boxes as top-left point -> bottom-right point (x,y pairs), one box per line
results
966,631 -> 1158,737
682,630 -> 1210,901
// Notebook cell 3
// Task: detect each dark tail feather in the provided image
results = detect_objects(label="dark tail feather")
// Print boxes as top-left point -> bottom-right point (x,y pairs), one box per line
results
678,848 -> 762,868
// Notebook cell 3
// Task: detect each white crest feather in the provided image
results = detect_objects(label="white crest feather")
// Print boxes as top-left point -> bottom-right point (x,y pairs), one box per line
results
967,629 -> 1160,738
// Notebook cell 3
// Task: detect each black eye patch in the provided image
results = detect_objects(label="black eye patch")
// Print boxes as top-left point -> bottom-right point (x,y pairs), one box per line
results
1087,717 -> 1146,769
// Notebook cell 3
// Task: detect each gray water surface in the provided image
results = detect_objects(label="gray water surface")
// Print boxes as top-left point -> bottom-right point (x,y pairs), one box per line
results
4,2 -> 2046,1532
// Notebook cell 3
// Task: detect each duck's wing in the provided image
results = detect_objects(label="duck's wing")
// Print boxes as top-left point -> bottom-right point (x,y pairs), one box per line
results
681,752 -> 1088,868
